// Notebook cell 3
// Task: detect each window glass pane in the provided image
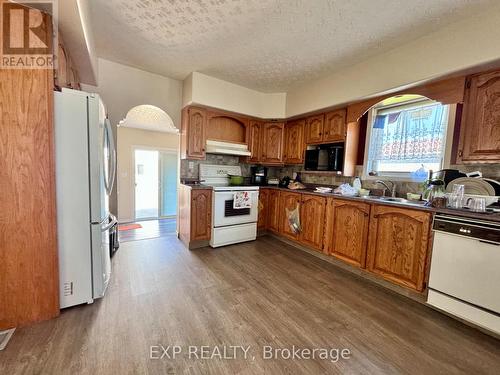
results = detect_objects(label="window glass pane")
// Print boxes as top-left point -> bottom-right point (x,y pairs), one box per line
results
366,99 -> 449,179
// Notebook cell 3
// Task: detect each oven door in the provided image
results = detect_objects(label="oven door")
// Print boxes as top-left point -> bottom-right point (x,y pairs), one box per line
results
213,191 -> 259,227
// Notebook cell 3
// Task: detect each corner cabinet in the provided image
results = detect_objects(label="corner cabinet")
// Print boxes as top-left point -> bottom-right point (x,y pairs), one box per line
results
366,206 -> 432,291
458,70 -> 500,163
324,199 -> 370,267
261,122 -> 285,164
283,120 -> 305,164
181,107 -> 206,160
178,186 -> 212,249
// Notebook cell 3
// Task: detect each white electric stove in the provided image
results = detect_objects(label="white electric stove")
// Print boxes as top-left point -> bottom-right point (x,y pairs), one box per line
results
199,165 -> 259,247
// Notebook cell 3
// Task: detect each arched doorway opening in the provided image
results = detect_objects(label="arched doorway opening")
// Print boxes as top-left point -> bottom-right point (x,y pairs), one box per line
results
116,105 -> 179,240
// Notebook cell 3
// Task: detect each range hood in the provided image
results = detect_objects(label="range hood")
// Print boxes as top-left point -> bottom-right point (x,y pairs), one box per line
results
205,139 -> 251,157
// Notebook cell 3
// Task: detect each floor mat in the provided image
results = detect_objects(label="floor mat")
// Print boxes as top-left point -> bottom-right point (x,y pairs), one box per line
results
118,223 -> 143,231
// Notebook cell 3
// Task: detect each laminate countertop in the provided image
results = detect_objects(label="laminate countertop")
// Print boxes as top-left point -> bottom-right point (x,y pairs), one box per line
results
260,185 -> 500,223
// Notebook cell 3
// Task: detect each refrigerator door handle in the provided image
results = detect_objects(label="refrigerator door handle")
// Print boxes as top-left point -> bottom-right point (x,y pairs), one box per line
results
104,117 -> 116,196
102,215 -> 118,232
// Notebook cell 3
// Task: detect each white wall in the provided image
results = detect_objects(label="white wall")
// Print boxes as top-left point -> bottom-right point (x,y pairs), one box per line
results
286,3 -> 500,117
82,58 -> 183,219
184,72 -> 287,119
82,58 -> 183,129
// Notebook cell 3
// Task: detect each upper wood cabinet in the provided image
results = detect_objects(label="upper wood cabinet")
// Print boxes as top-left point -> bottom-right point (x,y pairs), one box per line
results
181,107 -> 206,160
248,120 -> 263,163
283,120 -> 305,164
279,191 -> 302,240
305,114 -> 324,143
458,70 -> 500,163
261,122 -> 285,164
323,109 -> 346,142
267,189 -> 281,233
367,206 -> 431,291
54,32 -> 81,91
191,189 -> 212,241
299,194 -> 326,251
258,188 -> 269,229
324,199 -> 370,267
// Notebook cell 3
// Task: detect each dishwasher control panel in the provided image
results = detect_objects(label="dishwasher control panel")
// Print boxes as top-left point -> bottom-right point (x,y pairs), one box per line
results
433,214 -> 500,244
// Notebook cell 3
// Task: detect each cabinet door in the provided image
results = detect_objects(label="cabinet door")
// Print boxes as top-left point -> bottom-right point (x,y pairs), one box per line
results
305,115 -> 324,144
323,109 -> 346,142
279,191 -> 302,240
187,107 -> 206,159
366,205 -> 431,291
248,121 -> 262,163
283,120 -> 305,164
459,71 -> 500,163
262,122 -> 284,164
191,190 -> 212,240
299,194 -> 326,250
267,190 -> 281,233
324,199 -> 370,267
257,188 -> 269,229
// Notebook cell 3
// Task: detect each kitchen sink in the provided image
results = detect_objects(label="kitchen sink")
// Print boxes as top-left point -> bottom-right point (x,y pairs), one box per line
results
363,196 -> 426,206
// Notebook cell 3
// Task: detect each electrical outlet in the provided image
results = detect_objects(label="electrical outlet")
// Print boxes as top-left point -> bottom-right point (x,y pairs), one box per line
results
188,161 -> 194,170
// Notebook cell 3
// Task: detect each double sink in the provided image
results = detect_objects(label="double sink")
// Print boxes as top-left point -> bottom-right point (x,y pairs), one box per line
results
361,195 -> 427,207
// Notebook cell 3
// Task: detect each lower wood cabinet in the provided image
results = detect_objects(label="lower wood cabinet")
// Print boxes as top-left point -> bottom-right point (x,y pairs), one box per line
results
178,186 -> 212,248
257,188 -> 269,229
299,194 -> 326,251
267,189 -> 281,233
324,199 -> 370,267
279,191 -> 302,240
366,205 -> 432,291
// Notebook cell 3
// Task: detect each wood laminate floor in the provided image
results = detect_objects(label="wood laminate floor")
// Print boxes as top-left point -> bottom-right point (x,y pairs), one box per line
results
1,235 -> 499,374
119,218 -> 177,242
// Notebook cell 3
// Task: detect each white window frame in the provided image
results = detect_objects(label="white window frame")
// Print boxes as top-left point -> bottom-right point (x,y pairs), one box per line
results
362,99 -> 456,182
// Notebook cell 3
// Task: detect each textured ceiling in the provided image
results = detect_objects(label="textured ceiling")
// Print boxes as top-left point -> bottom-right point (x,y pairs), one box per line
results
89,0 -> 496,92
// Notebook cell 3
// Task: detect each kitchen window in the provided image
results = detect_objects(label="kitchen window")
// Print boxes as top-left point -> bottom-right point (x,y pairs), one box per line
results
363,96 -> 454,181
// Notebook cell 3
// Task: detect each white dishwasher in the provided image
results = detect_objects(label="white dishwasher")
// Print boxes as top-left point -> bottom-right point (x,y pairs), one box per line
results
427,214 -> 500,335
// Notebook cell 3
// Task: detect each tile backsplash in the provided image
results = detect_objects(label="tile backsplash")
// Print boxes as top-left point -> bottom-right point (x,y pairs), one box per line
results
180,154 -> 254,180
181,155 -> 499,197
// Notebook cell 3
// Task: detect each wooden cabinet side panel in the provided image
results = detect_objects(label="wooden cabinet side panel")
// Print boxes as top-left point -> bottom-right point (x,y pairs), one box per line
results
178,185 -> 192,244
0,50 -> 59,327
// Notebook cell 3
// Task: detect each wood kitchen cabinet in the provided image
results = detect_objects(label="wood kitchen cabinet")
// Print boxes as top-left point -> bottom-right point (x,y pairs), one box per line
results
267,189 -> 281,233
258,188 -> 269,229
366,205 -> 432,291
181,107 -> 206,159
305,114 -> 324,144
458,70 -> 500,163
279,191 -> 302,240
261,122 -> 285,164
54,32 -> 81,91
178,186 -> 212,248
283,120 -> 305,164
323,199 -> 370,267
323,109 -> 346,142
299,194 -> 326,251
248,120 -> 263,162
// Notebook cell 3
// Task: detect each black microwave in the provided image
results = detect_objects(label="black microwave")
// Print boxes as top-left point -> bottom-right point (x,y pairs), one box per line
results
304,143 -> 344,171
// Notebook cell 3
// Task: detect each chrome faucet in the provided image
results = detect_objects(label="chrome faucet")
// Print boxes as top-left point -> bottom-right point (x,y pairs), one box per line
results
376,180 -> 397,197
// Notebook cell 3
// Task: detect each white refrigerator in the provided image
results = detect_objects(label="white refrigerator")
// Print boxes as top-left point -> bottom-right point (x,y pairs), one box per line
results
55,88 -> 117,308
